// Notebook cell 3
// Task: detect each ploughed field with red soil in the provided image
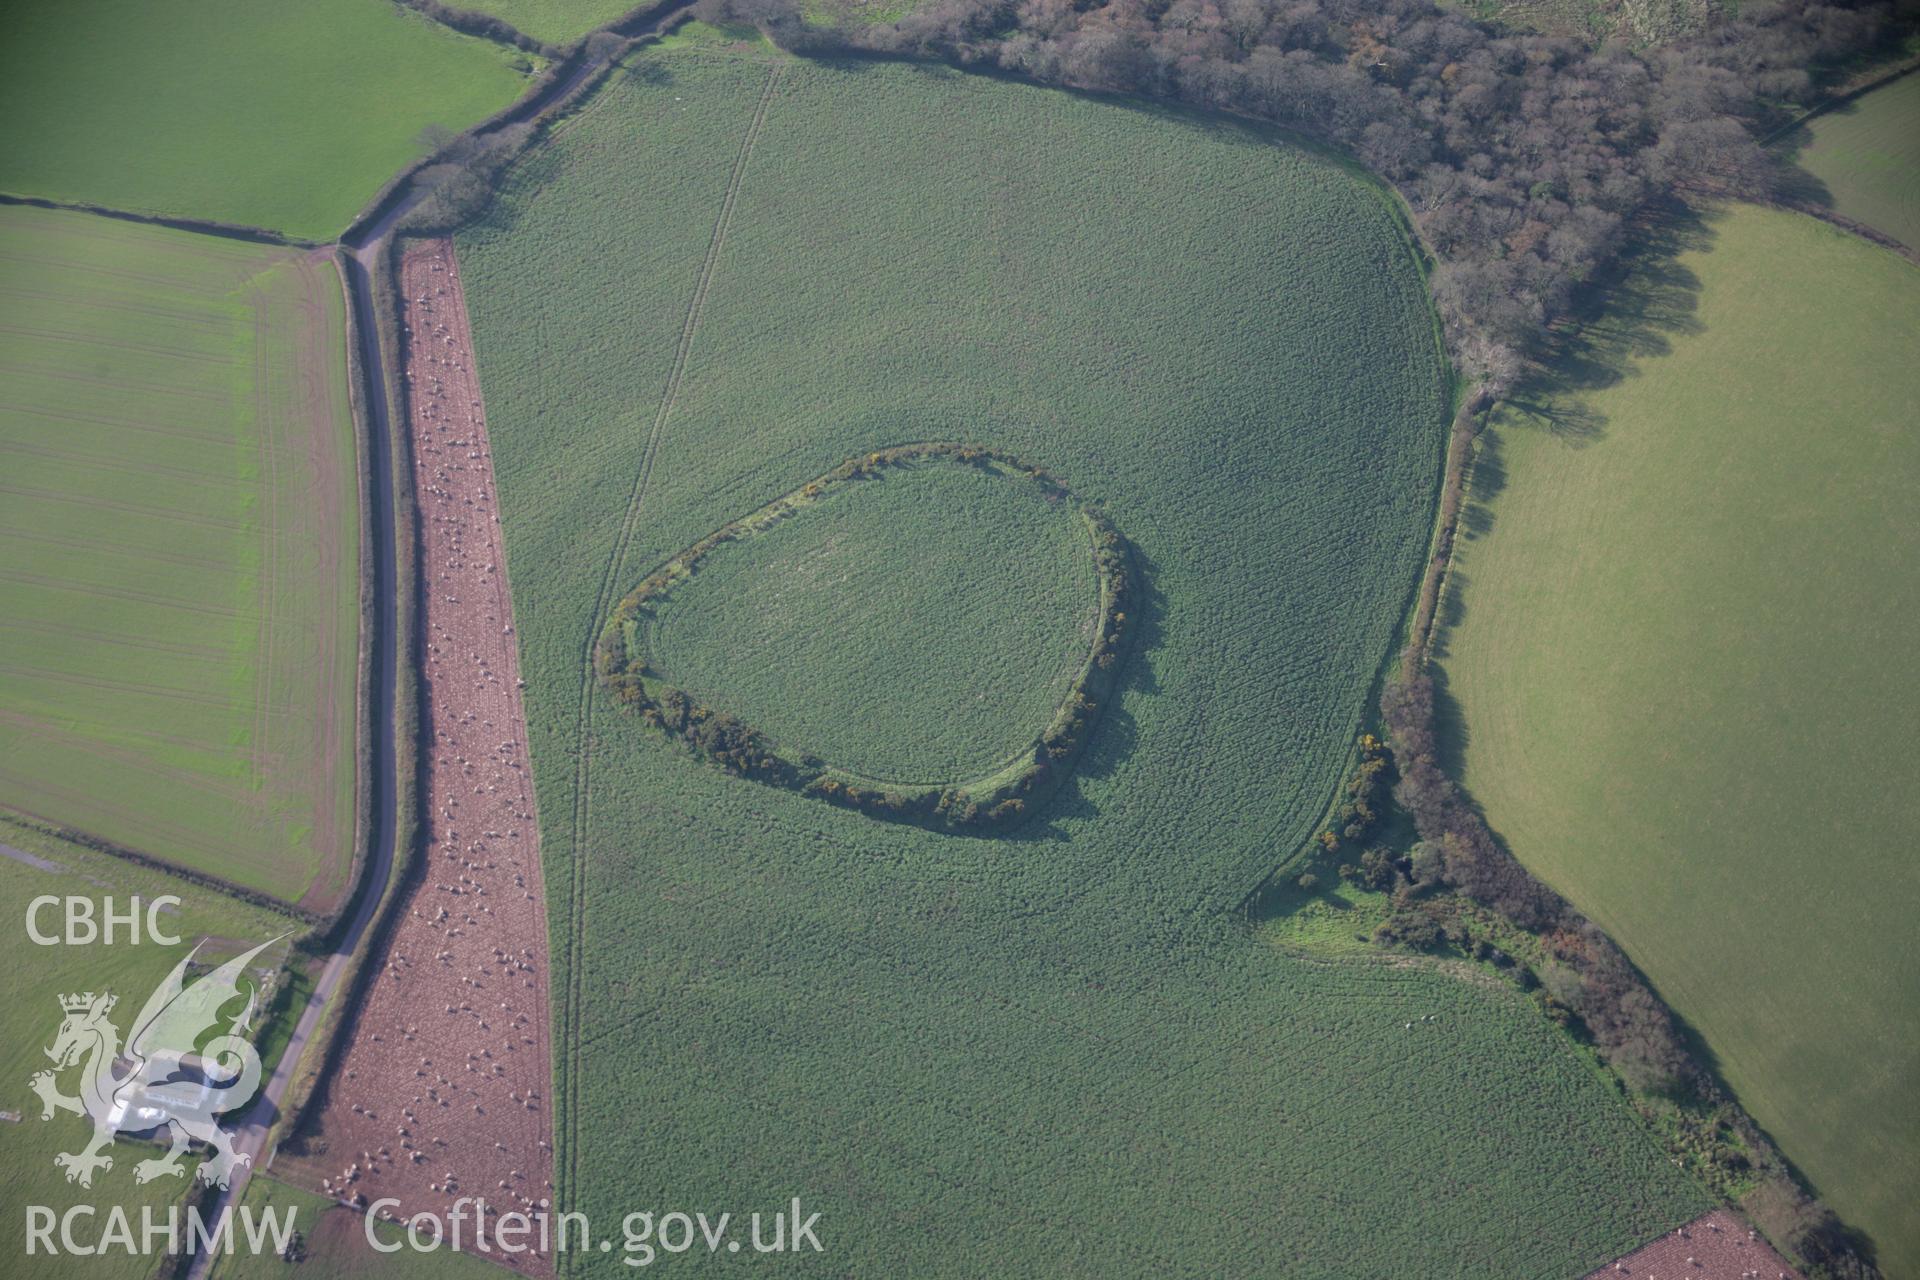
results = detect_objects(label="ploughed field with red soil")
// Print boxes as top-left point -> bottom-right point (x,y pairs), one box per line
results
277,238 -> 554,1271
1582,1210 -> 1804,1280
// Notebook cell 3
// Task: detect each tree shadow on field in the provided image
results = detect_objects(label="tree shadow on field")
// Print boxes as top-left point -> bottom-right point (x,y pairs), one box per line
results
1092,87 -> 1283,154
620,59 -> 676,89
805,49 -> 952,79
1427,655 -> 1474,782
1428,206 -> 1714,663
1008,547 -> 1167,844
1425,568 -> 1472,665
1499,204 -> 1715,450
1773,146 -> 1838,212
1767,89 -> 1854,215
1424,431 -> 1504,662
1456,425 -> 1507,542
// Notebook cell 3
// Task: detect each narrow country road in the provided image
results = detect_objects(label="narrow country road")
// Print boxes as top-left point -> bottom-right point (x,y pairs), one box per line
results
182,7 -> 694,1272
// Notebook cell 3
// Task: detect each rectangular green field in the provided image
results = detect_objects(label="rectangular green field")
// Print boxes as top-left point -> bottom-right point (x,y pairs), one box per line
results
0,0 -> 532,240
0,205 -> 360,912
0,819 -> 303,1280
456,45 -> 1708,1276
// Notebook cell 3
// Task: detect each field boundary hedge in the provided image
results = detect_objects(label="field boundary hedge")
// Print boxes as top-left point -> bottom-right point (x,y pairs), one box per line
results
594,443 -> 1138,832
341,0 -> 695,245
1765,197 -> 1920,262
1761,63 -> 1920,259
1414,391 -> 1495,662
1762,60 -> 1920,146
0,805 -> 325,927
1363,214 -> 1886,1273
0,191 -> 318,248
394,0 -> 557,58
321,250 -> 379,958
274,233 -> 429,1156
1375,660 -> 1882,1278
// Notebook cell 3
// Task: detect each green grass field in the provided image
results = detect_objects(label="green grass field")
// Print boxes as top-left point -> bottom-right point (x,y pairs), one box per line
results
645,458 -> 1100,782
0,819 -> 301,1280
0,0 -> 531,240
0,205 -> 360,911
1780,71 -> 1920,249
1440,203 -> 1920,1274
455,46 -> 1707,1274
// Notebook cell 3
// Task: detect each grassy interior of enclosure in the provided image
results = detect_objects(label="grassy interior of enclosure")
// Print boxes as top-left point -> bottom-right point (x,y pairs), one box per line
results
457,47 -> 1707,1275
642,458 -> 1101,783
0,819 -> 300,1280
1778,71 -> 1920,249
1440,203 -> 1920,1275
0,206 -> 359,911
0,0 -> 530,239
211,1174 -> 502,1280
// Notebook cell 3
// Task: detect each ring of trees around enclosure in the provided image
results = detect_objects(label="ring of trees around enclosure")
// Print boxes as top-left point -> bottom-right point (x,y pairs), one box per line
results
594,442 -> 1137,832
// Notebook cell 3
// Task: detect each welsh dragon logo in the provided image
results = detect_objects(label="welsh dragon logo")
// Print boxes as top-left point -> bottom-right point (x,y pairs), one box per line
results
29,936 -> 283,1189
